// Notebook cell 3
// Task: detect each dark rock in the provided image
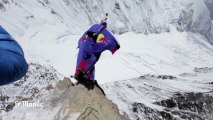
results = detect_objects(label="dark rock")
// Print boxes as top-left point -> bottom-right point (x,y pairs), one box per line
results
194,67 -> 213,73
5,102 -> 15,112
2,0 -> 9,4
159,111 -> 172,120
157,99 -> 176,108
115,2 -> 120,10
156,92 -> 213,119
160,75 -> 176,80
126,84 -> 134,89
139,74 -> 176,80
131,102 -> 175,120
139,76 -> 146,79
132,92 -> 213,120
0,95 -> 9,102
0,2 -> 5,10
45,84 -> 53,90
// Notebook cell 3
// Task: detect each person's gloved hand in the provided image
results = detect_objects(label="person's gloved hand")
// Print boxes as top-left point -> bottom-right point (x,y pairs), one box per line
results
116,44 -> 120,49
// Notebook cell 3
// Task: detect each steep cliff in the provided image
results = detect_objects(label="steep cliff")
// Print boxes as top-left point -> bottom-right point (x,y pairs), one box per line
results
0,63 -> 127,120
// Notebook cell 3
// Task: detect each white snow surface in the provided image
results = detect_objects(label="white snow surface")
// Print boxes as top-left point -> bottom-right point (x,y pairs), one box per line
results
0,63 -> 64,120
0,0 -> 213,83
13,28 -> 213,84
102,71 -> 213,119
0,1 -> 213,119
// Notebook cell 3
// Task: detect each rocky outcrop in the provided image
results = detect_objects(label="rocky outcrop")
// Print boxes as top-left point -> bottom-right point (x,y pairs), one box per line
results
194,67 -> 213,73
132,92 -> 213,120
0,63 -> 127,120
0,63 -> 62,113
103,72 -> 213,120
139,74 -> 176,80
50,78 -> 127,120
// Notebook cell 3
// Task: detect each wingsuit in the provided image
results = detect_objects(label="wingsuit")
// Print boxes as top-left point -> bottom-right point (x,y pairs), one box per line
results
0,25 -> 28,86
75,22 -> 120,81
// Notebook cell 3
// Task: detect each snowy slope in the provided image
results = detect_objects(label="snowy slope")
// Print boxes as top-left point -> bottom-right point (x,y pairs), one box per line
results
0,63 -> 63,120
102,68 -> 213,120
0,63 -> 126,120
102,29 -> 213,82
14,27 -> 213,84
0,0 -> 213,83
1,0 -> 213,36
1,1 -> 213,119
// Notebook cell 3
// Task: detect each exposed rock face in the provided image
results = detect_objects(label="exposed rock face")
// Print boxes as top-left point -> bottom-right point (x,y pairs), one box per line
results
139,74 -> 177,80
103,71 -> 213,120
194,67 -> 213,73
0,63 -> 62,113
50,79 -> 128,120
132,92 -> 213,120
1,0 -> 213,43
0,63 -> 127,120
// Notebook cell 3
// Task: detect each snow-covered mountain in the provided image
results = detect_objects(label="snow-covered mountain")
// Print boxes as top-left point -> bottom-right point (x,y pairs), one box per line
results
1,0 -> 213,120
1,64 -> 212,120
102,67 -> 213,120
1,0 -> 213,38
1,0 -> 213,83
0,63 -> 62,119
0,63 -> 126,120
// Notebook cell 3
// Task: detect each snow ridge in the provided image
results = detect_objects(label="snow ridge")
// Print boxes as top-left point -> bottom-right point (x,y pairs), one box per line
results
0,0 -> 213,42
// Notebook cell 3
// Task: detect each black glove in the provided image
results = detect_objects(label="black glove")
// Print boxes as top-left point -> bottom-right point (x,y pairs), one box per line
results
116,44 -> 120,49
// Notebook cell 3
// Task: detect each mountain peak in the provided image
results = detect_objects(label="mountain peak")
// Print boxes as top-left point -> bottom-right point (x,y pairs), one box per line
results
0,63 -> 127,120
51,78 -> 127,120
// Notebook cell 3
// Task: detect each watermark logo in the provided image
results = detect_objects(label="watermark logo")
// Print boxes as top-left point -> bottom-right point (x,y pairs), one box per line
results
15,101 -> 43,108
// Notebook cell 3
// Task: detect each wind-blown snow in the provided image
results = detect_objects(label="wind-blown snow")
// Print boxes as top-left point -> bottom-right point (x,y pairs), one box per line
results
102,71 -> 213,119
1,1 -> 213,119
9,26 -> 213,84
0,0 -> 213,84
